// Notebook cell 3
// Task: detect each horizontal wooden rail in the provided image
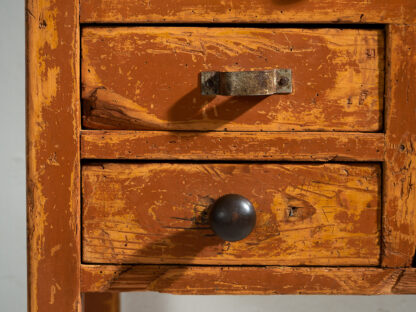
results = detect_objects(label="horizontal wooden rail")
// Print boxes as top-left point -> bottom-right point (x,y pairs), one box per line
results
79,0 -> 416,24
81,131 -> 385,161
81,265 -> 416,294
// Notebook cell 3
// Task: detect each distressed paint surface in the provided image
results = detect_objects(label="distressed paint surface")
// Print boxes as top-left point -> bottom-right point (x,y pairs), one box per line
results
82,163 -> 380,265
81,130 -> 385,161
27,0 -> 416,301
82,27 -> 384,132
382,25 -> 416,267
26,0 -> 81,311
80,265 -> 416,294
79,0 -> 416,24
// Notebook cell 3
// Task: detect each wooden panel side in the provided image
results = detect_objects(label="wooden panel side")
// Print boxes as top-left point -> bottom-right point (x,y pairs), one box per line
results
81,131 -> 385,161
382,25 -> 416,267
82,27 -> 384,132
80,265 -> 414,294
26,0 -> 81,311
82,163 -> 381,265
84,293 -> 120,312
79,0 -> 416,24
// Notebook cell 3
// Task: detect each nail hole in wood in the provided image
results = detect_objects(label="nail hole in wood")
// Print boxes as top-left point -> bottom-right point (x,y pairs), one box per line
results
288,206 -> 299,217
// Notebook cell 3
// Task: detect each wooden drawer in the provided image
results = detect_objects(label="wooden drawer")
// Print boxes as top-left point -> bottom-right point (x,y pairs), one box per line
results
82,162 -> 381,265
82,27 -> 384,132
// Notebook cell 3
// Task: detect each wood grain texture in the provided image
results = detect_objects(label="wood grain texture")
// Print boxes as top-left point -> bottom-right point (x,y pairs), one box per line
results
79,0 -> 416,24
391,269 -> 416,294
81,131 -> 385,161
26,0 -> 81,311
80,265 -> 416,294
84,293 -> 119,312
82,163 -> 381,265
82,27 -> 383,132
382,25 -> 416,267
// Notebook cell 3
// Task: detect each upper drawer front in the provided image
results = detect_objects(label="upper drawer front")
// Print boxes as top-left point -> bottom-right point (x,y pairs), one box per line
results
82,27 -> 383,132
82,163 -> 380,265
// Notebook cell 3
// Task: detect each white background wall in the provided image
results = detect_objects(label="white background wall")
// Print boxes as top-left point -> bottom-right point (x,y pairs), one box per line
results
0,1 -> 415,311
1,0 -> 27,311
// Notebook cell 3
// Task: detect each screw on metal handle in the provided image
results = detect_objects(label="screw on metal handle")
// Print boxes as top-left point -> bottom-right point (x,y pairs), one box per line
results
209,194 -> 256,242
201,69 -> 292,96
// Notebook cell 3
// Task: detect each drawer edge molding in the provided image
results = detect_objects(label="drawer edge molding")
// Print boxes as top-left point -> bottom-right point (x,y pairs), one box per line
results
80,265 -> 416,294
81,131 -> 385,161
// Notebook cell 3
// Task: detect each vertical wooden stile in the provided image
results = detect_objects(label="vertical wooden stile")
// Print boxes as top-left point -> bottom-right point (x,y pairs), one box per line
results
26,0 -> 81,311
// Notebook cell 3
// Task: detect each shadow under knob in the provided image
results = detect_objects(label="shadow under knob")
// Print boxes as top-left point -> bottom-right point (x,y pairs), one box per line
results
209,194 -> 256,242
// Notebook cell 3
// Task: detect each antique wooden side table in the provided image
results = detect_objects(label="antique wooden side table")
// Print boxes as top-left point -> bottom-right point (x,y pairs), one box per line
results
27,0 -> 416,311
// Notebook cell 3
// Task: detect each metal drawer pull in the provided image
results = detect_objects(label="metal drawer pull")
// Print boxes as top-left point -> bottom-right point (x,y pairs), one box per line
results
201,69 -> 292,96
209,194 -> 256,242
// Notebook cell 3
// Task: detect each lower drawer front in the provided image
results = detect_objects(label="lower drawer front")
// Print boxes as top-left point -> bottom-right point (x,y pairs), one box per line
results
82,163 -> 380,265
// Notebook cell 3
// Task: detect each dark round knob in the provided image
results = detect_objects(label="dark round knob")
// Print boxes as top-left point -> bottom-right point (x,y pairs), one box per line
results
209,194 -> 256,242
